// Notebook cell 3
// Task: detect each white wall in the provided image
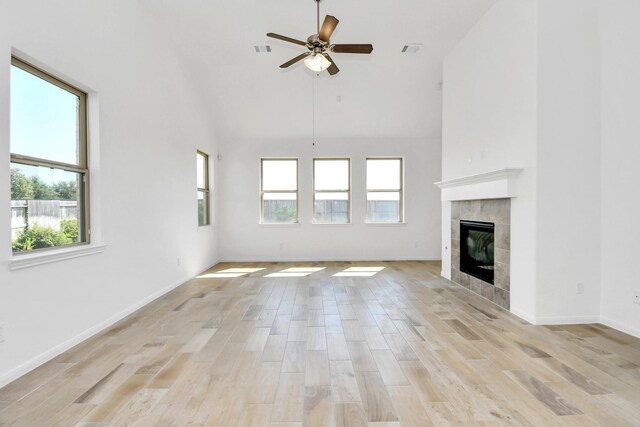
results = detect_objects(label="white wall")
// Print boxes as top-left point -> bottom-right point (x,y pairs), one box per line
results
443,0 -> 639,335
442,0 -> 538,319
0,0 -> 219,386
599,0 -> 640,336
218,138 -> 441,262
535,0 -> 601,322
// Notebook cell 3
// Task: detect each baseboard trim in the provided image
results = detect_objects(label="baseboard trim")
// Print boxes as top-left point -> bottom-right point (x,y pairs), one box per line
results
0,275 -> 190,389
510,309 -> 600,326
509,307 -> 537,324
218,257 -> 441,263
507,309 -> 638,338
533,315 -> 601,325
440,271 -> 451,280
600,316 -> 640,339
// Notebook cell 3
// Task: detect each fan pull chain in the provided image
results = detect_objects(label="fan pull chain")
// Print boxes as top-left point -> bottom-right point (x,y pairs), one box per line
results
312,76 -> 316,146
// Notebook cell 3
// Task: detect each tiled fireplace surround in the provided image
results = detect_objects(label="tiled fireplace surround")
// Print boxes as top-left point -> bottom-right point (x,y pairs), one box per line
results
437,168 -> 521,311
450,198 -> 511,309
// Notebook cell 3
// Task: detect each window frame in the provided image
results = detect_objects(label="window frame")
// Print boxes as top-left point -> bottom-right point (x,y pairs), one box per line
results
197,150 -> 211,227
260,158 -> 299,224
365,157 -> 404,223
10,56 -> 91,253
312,157 -> 351,224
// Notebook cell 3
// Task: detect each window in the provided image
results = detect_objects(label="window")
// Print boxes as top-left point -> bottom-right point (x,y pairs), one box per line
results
366,158 -> 403,223
261,159 -> 298,223
197,151 -> 210,226
313,158 -> 350,224
10,57 -> 89,253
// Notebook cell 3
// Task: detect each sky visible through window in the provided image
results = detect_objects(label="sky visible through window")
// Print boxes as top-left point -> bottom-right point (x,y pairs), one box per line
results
10,65 -> 80,185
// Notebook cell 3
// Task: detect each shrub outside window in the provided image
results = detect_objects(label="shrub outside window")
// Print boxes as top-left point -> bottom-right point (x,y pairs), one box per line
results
261,159 -> 298,223
366,158 -> 403,223
10,57 -> 89,253
197,151 -> 210,226
313,158 -> 350,224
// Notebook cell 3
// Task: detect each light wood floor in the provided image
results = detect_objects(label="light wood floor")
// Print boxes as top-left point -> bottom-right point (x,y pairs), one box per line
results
1,261 -> 639,426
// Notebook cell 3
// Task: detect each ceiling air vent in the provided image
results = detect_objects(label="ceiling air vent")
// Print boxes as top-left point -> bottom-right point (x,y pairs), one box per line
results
401,44 -> 422,53
254,45 -> 272,53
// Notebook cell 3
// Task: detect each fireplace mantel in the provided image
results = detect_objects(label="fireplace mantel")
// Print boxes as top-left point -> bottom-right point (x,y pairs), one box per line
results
435,168 -> 523,201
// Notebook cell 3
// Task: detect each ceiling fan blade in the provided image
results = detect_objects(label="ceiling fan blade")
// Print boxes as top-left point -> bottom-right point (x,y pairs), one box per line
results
319,15 -> 339,42
279,53 -> 310,69
267,32 -> 307,47
332,44 -> 374,54
324,54 -> 340,75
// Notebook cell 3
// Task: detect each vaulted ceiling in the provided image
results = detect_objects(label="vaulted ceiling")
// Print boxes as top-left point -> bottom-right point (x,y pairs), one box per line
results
140,0 -> 496,141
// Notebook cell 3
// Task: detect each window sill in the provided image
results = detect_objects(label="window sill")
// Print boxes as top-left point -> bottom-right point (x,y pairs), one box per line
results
9,243 -> 107,271
364,222 -> 407,227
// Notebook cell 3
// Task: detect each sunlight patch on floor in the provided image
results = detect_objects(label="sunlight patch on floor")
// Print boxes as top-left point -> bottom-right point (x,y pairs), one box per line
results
218,268 -> 266,273
264,266 -> 326,278
333,266 -> 386,277
197,272 -> 247,278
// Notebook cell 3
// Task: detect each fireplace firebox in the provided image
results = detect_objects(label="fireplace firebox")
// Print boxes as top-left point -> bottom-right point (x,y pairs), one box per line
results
460,220 -> 495,284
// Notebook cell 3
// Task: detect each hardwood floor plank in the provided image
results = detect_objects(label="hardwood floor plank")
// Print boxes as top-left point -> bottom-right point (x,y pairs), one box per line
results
307,326 -> 328,350
327,333 -> 351,361
398,361 -> 446,402
1,261 -> 638,426
335,402 -> 367,427
347,341 -> 378,372
246,327 -> 272,352
507,370 -> 583,416
283,341 -> 307,373
387,385 -> 435,427
371,350 -> 409,386
271,373 -> 305,423
355,371 -> 398,422
362,327 -> 390,350
305,350 -> 331,386
262,334 -> 288,362
330,361 -> 361,402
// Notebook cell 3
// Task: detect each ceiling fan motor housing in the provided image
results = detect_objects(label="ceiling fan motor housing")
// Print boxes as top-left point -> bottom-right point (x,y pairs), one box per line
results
307,35 -> 329,52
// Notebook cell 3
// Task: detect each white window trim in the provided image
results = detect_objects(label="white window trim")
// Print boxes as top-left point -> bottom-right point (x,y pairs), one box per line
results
9,243 -> 106,271
10,56 -> 91,255
365,157 -> 404,224
312,157 -> 351,224
260,158 -> 299,224
197,150 -> 211,227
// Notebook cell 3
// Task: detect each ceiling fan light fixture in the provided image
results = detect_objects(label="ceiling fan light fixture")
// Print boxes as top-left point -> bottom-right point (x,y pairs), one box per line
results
304,53 -> 332,72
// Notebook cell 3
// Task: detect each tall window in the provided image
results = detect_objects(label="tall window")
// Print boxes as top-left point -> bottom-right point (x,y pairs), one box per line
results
197,151 -> 210,226
366,158 -> 403,223
261,159 -> 298,223
313,158 -> 350,224
10,57 -> 89,253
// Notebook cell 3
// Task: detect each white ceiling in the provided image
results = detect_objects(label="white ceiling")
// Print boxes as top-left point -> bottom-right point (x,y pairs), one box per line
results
140,0 -> 496,141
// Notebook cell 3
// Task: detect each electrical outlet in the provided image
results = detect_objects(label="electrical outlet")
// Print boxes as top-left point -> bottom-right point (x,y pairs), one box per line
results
634,291 -> 640,305
0,323 -> 5,343
577,282 -> 584,295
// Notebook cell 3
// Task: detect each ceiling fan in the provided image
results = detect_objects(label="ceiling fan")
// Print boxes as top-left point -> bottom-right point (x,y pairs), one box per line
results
267,0 -> 374,75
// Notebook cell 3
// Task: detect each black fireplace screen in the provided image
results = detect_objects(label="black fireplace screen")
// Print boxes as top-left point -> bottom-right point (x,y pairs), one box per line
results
460,220 -> 495,284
